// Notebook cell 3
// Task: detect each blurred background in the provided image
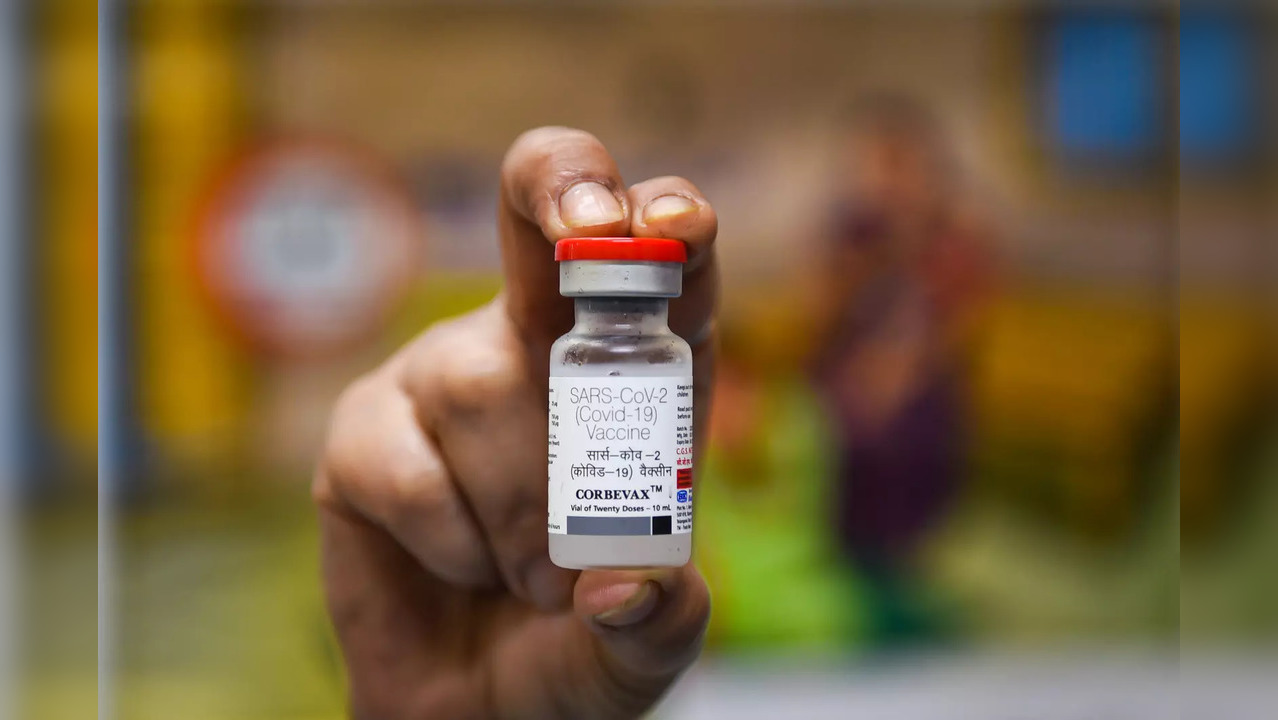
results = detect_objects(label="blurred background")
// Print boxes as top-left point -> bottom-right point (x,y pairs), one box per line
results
13,0 -> 1269,717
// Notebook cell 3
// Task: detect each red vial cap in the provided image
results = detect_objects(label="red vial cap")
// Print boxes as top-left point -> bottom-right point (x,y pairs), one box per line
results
554,237 -> 687,264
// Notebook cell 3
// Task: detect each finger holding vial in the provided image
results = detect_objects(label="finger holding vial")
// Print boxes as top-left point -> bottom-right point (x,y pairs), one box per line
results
627,176 -> 720,349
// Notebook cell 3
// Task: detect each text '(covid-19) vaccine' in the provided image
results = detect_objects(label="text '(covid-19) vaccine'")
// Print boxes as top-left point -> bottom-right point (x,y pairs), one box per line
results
548,237 -> 693,569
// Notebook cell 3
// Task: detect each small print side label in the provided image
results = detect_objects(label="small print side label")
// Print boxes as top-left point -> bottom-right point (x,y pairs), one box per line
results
548,376 -> 693,536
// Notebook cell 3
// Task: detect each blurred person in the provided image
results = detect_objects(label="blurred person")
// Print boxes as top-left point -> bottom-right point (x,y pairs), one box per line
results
812,93 -> 995,643
314,128 -> 717,719
694,321 -> 863,650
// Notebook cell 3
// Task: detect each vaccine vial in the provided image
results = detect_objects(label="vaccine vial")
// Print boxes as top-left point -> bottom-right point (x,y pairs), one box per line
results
548,237 -> 694,569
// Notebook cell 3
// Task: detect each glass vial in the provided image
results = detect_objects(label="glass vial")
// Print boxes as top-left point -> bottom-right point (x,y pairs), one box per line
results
548,237 -> 693,569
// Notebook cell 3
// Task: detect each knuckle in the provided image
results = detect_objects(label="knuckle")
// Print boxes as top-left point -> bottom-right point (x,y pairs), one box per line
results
383,452 -> 451,524
331,370 -> 384,423
400,315 -> 532,419
319,374 -> 383,481
437,345 -> 524,415
320,370 -> 439,517
399,322 -> 455,402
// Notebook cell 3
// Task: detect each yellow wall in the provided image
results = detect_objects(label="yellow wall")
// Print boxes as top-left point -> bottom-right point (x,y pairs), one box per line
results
134,1 -> 251,472
41,1 -> 98,459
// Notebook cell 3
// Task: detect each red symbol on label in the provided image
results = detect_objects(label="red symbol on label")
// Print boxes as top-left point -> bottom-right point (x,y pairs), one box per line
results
677,468 -> 693,489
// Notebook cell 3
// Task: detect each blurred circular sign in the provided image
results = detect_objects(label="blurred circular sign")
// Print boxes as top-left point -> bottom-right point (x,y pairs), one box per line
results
194,139 -> 423,359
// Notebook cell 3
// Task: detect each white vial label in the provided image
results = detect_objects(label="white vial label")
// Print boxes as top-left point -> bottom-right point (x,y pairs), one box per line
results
548,376 -> 693,536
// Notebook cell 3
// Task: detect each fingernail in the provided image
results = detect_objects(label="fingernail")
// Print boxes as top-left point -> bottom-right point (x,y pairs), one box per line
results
524,556 -> 573,611
560,181 -> 624,228
642,194 -> 697,223
593,581 -> 659,627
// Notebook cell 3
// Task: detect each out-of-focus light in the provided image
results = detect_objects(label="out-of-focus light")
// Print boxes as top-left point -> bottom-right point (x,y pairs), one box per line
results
1180,10 -> 1262,166
1041,10 -> 1164,166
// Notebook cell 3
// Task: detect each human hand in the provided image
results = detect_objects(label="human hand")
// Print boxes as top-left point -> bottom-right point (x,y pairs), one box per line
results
314,127 -> 718,719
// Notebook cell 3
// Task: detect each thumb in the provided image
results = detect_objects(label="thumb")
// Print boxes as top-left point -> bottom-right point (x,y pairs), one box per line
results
573,564 -> 711,698
498,127 -> 631,345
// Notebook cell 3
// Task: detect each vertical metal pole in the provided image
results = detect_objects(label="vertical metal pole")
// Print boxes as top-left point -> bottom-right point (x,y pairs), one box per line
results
0,1 -> 26,717
99,0 -> 129,716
